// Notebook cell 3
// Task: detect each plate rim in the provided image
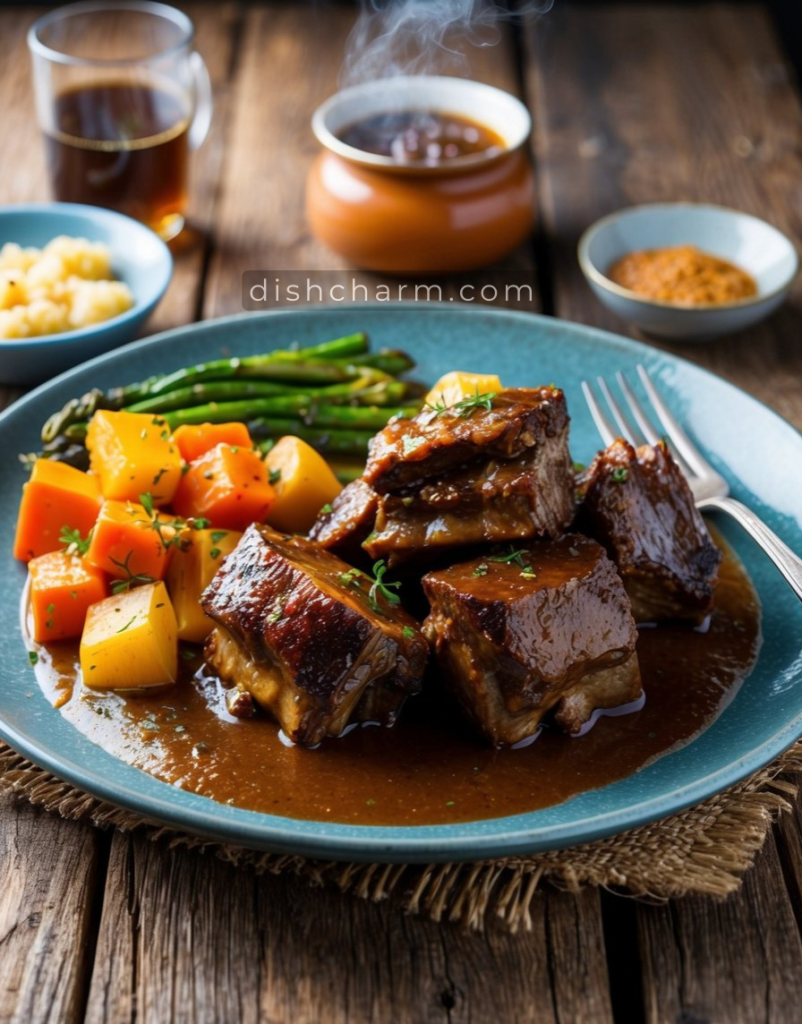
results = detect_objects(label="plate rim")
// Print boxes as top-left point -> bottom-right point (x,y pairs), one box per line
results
1,303 -> 800,863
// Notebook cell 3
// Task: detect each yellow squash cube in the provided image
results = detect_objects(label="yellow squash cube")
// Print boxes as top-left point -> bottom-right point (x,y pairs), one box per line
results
80,581 -> 178,690
424,370 -> 503,410
264,436 -> 342,534
166,528 -> 242,642
86,410 -> 182,505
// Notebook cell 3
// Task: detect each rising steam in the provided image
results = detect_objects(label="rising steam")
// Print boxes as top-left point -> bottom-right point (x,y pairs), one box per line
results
341,0 -> 554,87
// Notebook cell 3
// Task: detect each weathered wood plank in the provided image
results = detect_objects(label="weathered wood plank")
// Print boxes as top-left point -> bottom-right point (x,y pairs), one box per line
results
86,833 -> 615,1024
636,836 -> 802,1024
145,2 -> 239,335
526,2 -> 802,429
0,793 -> 106,1024
0,8 -> 48,203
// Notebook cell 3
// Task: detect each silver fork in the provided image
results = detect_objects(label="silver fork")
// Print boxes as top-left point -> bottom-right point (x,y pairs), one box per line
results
582,365 -> 802,603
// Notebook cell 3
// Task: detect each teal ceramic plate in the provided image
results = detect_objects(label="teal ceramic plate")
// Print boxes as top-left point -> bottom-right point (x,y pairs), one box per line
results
0,306 -> 800,863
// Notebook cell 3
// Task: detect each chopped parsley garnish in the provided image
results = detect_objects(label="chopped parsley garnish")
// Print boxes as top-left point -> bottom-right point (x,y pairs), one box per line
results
60,525 -> 92,557
192,518 -> 212,530
402,625 -> 415,639
320,503 -> 333,515
267,595 -> 287,624
472,563 -> 489,577
611,467 -> 629,483
210,547 -> 221,560
139,491 -> 155,517
211,530 -> 228,545
488,547 -> 529,568
338,567 -> 363,588
268,468 -> 282,485
520,568 -> 537,580
402,435 -> 425,456
28,650 -> 38,666
152,467 -> 168,487
45,602 -> 55,629
115,615 -> 138,634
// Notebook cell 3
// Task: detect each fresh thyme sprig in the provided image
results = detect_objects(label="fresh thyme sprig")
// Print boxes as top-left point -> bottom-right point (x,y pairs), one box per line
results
488,546 -> 530,569
109,551 -> 158,594
59,525 -> 92,557
427,388 -> 497,420
338,560 -> 402,613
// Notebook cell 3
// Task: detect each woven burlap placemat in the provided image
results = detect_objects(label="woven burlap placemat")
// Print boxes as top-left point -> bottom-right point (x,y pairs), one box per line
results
3,739 -> 801,932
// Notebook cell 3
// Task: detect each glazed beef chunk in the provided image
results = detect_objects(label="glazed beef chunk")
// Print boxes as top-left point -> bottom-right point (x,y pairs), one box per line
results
202,524 -> 428,747
364,386 -> 569,493
364,441 -> 574,566
308,478 -> 378,563
422,535 -> 642,746
310,386 -> 574,567
577,439 -> 721,624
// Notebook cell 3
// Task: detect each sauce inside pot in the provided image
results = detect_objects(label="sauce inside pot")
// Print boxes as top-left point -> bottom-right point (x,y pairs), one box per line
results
29,528 -> 760,826
337,110 -> 505,165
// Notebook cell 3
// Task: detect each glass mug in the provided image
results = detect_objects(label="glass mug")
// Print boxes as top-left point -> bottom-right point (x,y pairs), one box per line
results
28,0 -> 212,240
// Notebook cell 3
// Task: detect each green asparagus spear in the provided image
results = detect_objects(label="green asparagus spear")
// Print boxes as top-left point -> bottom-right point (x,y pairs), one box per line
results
251,420 -> 374,457
164,400 -> 419,431
124,374 -> 403,415
40,334 -> 376,441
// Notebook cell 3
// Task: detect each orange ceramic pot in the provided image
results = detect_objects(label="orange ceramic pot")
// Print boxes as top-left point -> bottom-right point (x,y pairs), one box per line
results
305,75 -> 535,275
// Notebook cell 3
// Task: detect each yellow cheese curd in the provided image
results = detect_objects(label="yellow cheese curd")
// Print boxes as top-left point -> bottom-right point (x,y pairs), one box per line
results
0,236 -> 134,339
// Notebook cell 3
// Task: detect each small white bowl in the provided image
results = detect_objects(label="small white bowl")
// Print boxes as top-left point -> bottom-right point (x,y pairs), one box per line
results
578,203 -> 798,341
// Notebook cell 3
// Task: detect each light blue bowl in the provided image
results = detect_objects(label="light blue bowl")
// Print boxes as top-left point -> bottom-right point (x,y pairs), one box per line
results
578,202 -> 798,341
0,202 -> 172,385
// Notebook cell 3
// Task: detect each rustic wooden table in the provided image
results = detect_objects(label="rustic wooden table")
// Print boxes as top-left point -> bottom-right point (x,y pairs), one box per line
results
2,2 -> 802,1021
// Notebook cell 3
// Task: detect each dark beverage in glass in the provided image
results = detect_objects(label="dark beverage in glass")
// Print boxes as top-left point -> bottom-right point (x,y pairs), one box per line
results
29,3 -> 212,241
46,82 -> 191,239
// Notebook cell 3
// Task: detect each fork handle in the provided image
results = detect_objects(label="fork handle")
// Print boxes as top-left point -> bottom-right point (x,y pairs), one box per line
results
698,495 -> 802,603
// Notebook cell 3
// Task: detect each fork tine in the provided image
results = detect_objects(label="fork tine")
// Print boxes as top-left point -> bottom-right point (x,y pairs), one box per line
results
595,376 -> 639,445
615,371 -> 661,445
636,365 -> 713,477
581,381 -> 617,447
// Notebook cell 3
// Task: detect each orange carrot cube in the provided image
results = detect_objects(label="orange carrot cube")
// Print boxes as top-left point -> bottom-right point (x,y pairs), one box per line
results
28,550 -> 108,643
172,444 -> 274,530
14,459 -> 101,562
173,422 -> 253,464
85,499 -> 178,583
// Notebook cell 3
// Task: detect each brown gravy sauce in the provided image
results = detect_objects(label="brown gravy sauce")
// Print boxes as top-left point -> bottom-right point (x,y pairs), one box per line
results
337,110 -> 504,165
30,529 -> 760,826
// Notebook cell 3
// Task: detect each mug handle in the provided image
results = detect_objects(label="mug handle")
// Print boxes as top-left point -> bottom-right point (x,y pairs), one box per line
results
189,51 -> 213,150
